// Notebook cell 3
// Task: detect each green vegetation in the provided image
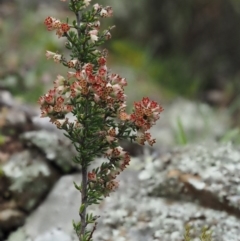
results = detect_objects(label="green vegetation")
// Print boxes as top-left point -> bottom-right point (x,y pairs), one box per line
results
184,225 -> 212,241
0,131 -> 6,146
220,128 -> 240,144
110,40 -> 202,99
175,117 -> 188,145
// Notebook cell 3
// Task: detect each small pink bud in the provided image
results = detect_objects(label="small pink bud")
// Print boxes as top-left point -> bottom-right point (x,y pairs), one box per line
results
88,172 -> 96,181
45,50 -> 56,59
67,59 -> 78,68
54,75 -> 65,87
88,29 -> 99,43
67,71 -> 76,79
83,0 -> 91,7
93,21 -> 100,29
93,3 -> 101,12
53,54 -> 62,63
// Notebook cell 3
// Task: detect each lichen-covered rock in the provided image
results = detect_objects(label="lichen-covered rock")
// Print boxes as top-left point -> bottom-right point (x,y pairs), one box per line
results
20,130 -> 78,173
6,170 -> 240,241
2,150 -> 59,212
6,174 -> 81,241
140,143 -> 240,217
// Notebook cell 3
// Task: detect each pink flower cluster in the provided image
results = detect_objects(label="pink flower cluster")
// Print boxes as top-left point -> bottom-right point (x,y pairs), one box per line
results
44,16 -> 71,38
88,145 -> 130,195
40,0 -> 163,198
93,4 -> 113,17
38,80 -> 73,128
38,56 -> 128,127
87,150 -> 128,195
39,53 -> 163,145
131,97 -> 164,146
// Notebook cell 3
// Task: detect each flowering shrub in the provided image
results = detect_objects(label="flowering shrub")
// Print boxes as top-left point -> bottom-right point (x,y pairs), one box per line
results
38,0 -> 163,240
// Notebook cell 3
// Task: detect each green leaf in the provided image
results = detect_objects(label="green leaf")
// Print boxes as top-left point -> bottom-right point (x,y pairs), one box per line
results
176,116 -> 188,145
79,204 -> 85,214
73,181 -> 82,191
220,128 -> 240,143
72,20 -> 76,27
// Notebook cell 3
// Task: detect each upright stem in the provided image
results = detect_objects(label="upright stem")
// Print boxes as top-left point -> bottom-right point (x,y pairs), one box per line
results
74,8 -> 87,239
76,11 -> 81,39
79,100 -> 91,239
80,165 -> 87,238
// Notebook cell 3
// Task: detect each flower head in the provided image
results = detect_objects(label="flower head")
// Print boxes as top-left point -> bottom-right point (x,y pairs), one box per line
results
83,0 -> 91,7
88,29 -> 99,43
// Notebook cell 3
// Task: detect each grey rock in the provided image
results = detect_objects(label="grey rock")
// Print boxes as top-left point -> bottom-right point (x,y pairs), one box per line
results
33,228 -> 73,241
7,167 -> 240,241
7,174 -> 81,241
141,143 -> 240,216
0,90 -> 37,119
2,150 -> 59,212
20,130 -> 78,173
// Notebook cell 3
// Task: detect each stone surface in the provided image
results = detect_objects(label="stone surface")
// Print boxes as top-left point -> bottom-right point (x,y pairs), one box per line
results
7,166 -> 240,241
6,174 -> 81,241
21,130 -> 78,173
2,150 -> 59,212
140,143 -> 240,217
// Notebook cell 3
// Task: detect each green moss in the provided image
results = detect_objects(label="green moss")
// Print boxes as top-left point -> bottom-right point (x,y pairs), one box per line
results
184,225 -> 212,241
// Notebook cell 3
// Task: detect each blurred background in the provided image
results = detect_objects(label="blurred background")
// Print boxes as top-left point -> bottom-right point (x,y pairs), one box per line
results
1,1 -> 240,240
1,0 -> 240,141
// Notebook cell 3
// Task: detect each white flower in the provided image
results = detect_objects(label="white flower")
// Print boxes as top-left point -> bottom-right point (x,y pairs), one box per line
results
54,75 -> 65,87
100,9 -> 107,17
88,30 -> 98,43
93,3 -> 101,12
53,54 -> 62,63
67,59 -> 78,68
83,0 -> 91,7
54,119 -> 68,128
45,50 -> 56,59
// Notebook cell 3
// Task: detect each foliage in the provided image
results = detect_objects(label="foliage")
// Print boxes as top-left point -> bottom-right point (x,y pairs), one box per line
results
175,116 -> 188,145
184,224 -> 212,241
111,40 -> 202,98
38,0 -> 163,240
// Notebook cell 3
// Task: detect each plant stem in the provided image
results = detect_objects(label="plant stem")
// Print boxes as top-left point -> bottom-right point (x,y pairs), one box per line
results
80,165 -> 87,239
76,11 -> 81,39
